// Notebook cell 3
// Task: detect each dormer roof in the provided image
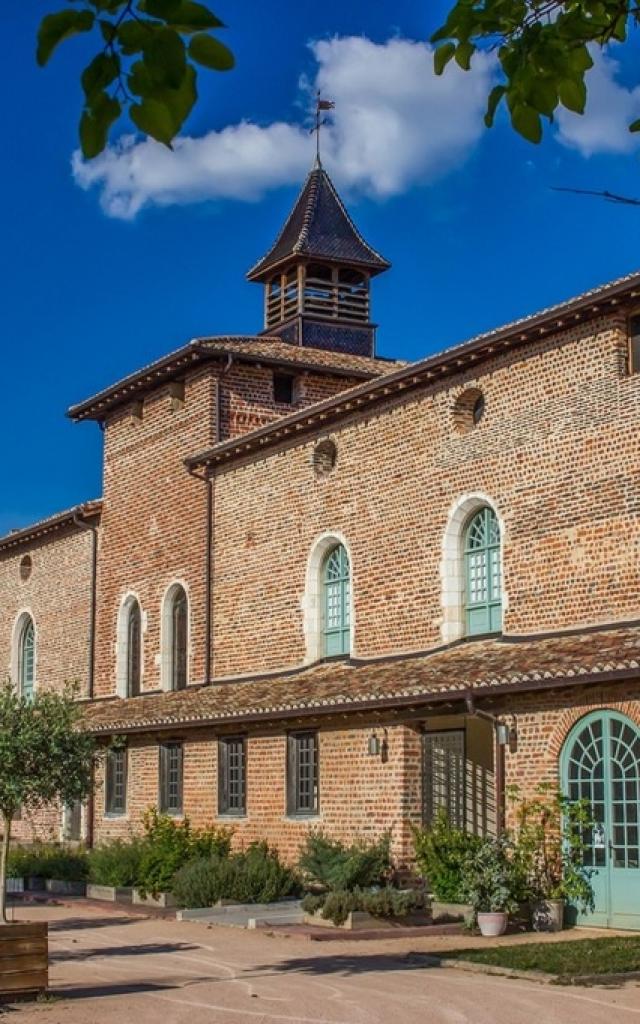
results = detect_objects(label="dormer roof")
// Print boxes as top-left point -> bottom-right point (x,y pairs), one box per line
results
247,166 -> 390,281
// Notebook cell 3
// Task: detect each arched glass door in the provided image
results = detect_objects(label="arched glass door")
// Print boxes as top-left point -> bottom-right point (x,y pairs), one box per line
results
562,710 -> 640,929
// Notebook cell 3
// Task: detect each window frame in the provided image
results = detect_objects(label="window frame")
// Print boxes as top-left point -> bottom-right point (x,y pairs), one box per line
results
159,740 -> 183,816
18,616 -> 35,700
463,506 -> 502,637
286,731 -> 319,818
322,544 -> 351,658
628,313 -> 640,375
273,372 -> 296,405
218,736 -> 247,817
126,600 -> 142,697
105,746 -> 128,817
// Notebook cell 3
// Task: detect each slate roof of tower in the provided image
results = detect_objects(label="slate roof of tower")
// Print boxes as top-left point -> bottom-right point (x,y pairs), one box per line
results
247,166 -> 391,281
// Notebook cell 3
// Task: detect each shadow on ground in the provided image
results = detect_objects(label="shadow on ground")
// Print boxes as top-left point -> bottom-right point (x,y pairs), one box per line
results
48,917 -> 140,933
52,978 -> 210,1001
51,941 -> 199,963
253,952 -> 433,978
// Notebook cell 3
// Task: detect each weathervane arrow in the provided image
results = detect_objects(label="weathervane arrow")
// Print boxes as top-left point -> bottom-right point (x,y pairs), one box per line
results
311,91 -> 335,166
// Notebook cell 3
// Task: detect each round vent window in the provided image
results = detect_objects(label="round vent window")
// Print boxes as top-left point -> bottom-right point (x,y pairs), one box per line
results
312,439 -> 337,477
19,554 -> 32,581
453,388 -> 485,434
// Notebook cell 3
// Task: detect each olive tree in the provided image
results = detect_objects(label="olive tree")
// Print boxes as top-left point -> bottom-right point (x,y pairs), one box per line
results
0,684 -> 95,923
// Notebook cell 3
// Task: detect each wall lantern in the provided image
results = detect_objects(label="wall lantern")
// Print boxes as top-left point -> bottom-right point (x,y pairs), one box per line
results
508,718 -> 518,754
368,731 -> 381,756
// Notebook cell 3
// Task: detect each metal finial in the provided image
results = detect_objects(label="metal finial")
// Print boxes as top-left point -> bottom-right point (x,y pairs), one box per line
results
311,91 -> 335,167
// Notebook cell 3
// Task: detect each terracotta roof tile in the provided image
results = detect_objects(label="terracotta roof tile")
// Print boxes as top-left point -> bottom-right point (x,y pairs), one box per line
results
82,623 -> 640,735
0,500 -> 102,552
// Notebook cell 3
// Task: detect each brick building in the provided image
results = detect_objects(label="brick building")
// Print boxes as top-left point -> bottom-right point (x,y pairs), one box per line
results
2,162 -> 640,929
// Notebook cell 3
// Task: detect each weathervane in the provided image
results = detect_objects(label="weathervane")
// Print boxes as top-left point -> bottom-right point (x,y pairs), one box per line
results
311,92 -> 335,166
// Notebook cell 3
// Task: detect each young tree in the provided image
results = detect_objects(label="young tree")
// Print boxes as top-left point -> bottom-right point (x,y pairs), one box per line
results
0,684 -> 95,923
432,0 -> 640,144
36,0 -> 234,158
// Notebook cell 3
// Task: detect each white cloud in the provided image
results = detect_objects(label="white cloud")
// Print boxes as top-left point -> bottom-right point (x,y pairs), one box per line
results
556,48 -> 640,156
72,35 -> 495,219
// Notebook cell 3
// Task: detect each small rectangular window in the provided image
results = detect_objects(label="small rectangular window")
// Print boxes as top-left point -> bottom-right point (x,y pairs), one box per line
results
629,316 -> 640,374
218,736 -> 246,816
287,732 -> 319,816
159,741 -> 183,816
105,748 -> 128,816
422,730 -> 465,828
273,373 -> 295,404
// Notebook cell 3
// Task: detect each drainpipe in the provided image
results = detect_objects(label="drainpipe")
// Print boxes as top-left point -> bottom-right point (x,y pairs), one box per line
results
72,508 -> 98,700
465,694 -> 506,835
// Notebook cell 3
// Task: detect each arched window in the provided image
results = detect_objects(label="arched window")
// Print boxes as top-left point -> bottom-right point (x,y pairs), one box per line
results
125,600 -> 141,697
18,616 -> 35,700
463,507 -> 502,636
322,544 -> 351,657
163,585 -> 188,691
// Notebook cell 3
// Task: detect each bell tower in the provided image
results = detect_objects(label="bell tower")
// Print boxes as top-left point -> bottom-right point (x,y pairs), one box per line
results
247,165 -> 390,357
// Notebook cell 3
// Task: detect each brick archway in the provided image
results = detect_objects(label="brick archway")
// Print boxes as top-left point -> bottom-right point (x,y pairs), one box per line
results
549,699 -> 640,761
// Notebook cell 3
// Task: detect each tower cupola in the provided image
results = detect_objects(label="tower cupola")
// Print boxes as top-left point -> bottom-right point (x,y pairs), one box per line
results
247,165 -> 390,357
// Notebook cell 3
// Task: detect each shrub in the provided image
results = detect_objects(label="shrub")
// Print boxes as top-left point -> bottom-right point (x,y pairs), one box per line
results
88,839 -> 145,888
7,844 -> 88,882
303,886 -> 421,926
459,835 -> 520,915
298,831 -> 391,892
412,811 -> 483,903
172,842 -> 300,909
136,809 -> 233,897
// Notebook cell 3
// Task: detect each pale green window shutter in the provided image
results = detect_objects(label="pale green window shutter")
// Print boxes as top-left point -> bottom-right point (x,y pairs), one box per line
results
463,508 -> 502,636
323,544 -> 351,656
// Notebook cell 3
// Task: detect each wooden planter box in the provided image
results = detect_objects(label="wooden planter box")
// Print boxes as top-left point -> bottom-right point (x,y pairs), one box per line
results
303,909 -> 430,931
86,884 -> 133,903
0,922 -> 48,998
132,889 -> 177,909
45,879 -> 86,897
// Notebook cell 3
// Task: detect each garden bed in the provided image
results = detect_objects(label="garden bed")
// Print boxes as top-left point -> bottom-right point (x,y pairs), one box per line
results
304,908 -> 431,931
86,884 -> 133,903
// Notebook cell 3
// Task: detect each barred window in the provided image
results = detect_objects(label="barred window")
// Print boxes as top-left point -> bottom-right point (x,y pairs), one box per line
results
218,737 -> 246,815
423,730 -> 465,828
105,748 -> 128,816
159,741 -> 183,816
287,732 -> 319,816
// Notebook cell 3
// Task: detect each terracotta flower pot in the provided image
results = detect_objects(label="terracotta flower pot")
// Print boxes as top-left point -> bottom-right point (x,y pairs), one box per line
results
477,911 -> 508,937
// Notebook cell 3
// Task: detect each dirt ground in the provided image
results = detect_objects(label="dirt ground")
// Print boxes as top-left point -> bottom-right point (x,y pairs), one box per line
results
4,903 -> 640,1024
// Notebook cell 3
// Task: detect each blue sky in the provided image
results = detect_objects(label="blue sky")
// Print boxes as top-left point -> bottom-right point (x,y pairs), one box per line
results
4,2 -> 640,532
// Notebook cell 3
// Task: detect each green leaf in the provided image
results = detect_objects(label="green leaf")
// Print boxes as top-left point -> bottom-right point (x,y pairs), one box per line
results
117,20 -> 155,55
629,119 -> 640,133
434,42 -> 456,76
80,92 -> 121,158
128,60 -> 155,98
157,64 -> 198,132
530,79 -> 558,118
131,98 -> 176,144
36,9 -> 95,66
144,27 -> 187,87
455,41 -> 475,71
558,77 -> 586,114
511,103 -> 542,143
188,32 -> 234,70
484,84 -> 506,127
81,53 -> 120,102
161,0 -> 224,31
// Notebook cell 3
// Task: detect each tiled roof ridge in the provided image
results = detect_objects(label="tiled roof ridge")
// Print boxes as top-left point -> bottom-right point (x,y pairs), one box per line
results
82,621 -> 640,735
0,499 -> 102,552
315,168 -> 389,267
187,267 -> 640,471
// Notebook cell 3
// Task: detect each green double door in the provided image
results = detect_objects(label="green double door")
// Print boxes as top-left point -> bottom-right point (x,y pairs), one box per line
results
562,711 -> 640,930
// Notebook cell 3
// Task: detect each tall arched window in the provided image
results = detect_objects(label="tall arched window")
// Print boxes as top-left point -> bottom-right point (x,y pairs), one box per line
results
126,600 -> 142,697
322,544 -> 351,657
164,585 -> 188,691
463,507 -> 502,636
18,616 -> 35,700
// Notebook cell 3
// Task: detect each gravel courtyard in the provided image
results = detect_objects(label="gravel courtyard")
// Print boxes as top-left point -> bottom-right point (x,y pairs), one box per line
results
5,904 -> 640,1024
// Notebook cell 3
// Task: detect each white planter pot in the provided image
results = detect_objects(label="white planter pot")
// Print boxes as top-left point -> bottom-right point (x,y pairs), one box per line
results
477,911 -> 508,937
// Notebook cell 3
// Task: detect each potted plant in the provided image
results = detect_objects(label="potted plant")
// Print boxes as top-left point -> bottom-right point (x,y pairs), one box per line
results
412,811 -> 482,924
510,784 -> 594,932
459,835 -> 519,936
0,685 -> 95,997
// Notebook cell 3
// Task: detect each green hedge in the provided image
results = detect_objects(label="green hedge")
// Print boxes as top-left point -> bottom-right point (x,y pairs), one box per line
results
7,844 -> 89,882
302,887 -> 421,926
172,842 -> 300,908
